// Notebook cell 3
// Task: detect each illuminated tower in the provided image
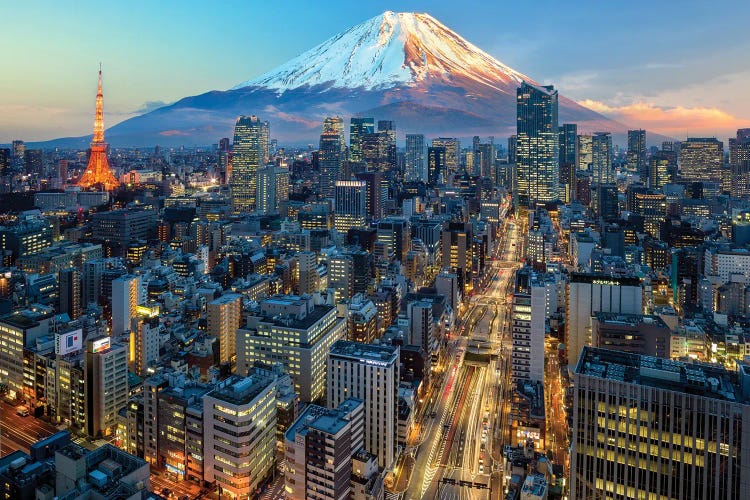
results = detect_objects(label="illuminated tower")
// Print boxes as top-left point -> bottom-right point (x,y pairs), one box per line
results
78,67 -> 119,191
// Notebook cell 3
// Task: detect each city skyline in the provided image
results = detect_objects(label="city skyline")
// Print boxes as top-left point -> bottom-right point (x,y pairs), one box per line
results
1,0 -> 749,142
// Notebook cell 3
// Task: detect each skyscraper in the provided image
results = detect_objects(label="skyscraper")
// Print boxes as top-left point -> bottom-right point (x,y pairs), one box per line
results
77,68 -> 119,191
405,134 -> 427,182
559,123 -> 578,200
319,116 -> 345,198
334,180 -> 367,232
349,117 -> 375,163
431,138 -> 460,177
427,146 -> 446,185
441,222 -> 474,295
516,82 -> 559,207
680,137 -> 724,182
257,164 -> 288,214
230,115 -> 263,213
576,134 -> 593,172
627,129 -> 647,178
591,132 -> 614,185
729,129 -> 750,198
377,120 -> 396,170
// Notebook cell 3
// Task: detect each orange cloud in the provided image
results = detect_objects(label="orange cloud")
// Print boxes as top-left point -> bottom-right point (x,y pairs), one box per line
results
578,99 -> 749,136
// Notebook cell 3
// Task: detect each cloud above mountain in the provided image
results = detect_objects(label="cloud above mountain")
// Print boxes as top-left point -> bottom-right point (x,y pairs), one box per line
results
578,99 -> 748,137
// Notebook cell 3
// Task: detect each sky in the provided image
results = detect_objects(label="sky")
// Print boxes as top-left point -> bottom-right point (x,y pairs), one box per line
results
1,0 -> 749,143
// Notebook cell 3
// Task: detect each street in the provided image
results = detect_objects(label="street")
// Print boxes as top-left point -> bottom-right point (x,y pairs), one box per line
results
399,212 -> 521,500
0,402 -> 60,456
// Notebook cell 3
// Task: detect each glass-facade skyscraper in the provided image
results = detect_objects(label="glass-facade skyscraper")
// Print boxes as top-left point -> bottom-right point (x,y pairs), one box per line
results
320,116 -> 345,198
592,131 -> 614,185
516,82 -> 559,207
349,117 -> 374,163
627,129 -> 647,178
405,134 -> 427,182
231,115 -> 263,213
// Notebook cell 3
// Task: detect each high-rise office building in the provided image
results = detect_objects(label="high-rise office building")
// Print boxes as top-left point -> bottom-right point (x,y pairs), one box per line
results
327,340 -> 399,468
354,171 -> 384,219
257,164 -> 288,214
680,137 -> 724,182
431,138 -> 460,177
111,274 -> 141,336
377,120 -> 396,170
441,222 -> 474,295
207,293 -> 242,365
320,117 -> 345,198
729,129 -> 750,198
649,151 -> 671,189
85,336 -> 128,437
230,115 -> 263,213
571,347 -> 750,499
592,132 -> 614,185
285,398 -> 365,500
405,134 -> 427,182
349,118 -> 375,163
203,372 -> 277,499
516,82 -> 559,207
334,180 -> 367,233
627,129 -> 647,178
559,124 -> 578,196
566,273 -> 642,373
577,134 -> 593,173
427,146 -> 446,185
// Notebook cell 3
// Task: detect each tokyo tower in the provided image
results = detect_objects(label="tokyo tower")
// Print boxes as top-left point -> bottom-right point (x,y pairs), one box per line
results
77,66 -> 119,191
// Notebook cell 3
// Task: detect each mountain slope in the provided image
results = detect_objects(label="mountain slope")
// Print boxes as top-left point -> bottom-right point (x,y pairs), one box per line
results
45,11 -> 645,147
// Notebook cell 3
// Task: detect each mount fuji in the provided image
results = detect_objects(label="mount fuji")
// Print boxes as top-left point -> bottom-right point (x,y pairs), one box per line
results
69,11 -> 633,147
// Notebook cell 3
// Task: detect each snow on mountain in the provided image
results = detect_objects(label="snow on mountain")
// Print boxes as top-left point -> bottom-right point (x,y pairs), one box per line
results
232,11 -> 533,93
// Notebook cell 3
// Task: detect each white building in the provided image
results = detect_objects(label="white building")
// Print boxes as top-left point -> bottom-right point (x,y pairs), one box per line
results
203,371 -> 277,499
111,274 -> 141,336
566,273 -> 642,374
704,247 -> 750,284
512,268 -> 555,385
327,340 -> 399,469
84,336 -> 128,438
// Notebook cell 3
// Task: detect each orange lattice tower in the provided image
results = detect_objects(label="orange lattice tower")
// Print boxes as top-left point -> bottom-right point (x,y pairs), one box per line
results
77,66 -> 119,191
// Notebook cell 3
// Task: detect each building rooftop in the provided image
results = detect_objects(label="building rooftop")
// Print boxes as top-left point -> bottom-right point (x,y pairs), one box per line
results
576,347 -> 743,403
285,398 -> 363,441
593,312 -> 668,329
207,371 -> 275,406
328,340 -> 399,365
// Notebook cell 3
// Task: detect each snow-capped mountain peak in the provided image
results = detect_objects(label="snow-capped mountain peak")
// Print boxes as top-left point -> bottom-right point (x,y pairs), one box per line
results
232,11 -> 534,92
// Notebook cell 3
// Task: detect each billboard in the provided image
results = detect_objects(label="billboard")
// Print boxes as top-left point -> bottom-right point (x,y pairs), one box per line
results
56,329 -> 83,355
92,337 -> 111,353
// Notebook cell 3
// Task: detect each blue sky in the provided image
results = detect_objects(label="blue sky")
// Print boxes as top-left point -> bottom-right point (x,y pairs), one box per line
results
1,0 -> 749,141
